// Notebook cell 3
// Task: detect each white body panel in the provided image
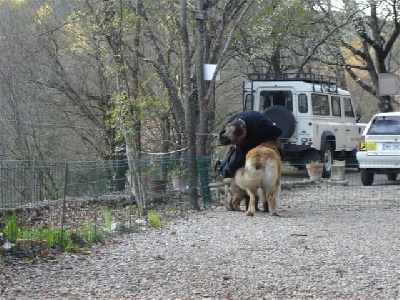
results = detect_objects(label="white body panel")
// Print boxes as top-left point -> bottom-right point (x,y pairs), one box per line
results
356,112 -> 400,169
245,80 -> 364,152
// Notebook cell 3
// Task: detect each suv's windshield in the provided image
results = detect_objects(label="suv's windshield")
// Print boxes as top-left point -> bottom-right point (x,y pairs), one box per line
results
367,115 -> 400,135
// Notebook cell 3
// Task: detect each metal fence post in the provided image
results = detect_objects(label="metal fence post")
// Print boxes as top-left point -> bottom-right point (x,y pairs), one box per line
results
197,156 -> 212,208
60,162 -> 69,248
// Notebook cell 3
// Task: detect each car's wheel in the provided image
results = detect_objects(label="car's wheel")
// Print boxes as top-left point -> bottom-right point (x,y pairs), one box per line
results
263,106 -> 295,141
360,169 -> 374,186
320,143 -> 334,178
387,173 -> 398,181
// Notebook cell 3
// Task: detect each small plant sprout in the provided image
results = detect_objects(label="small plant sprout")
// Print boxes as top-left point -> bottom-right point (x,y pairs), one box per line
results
147,211 -> 165,229
2,211 -> 20,243
102,209 -> 113,232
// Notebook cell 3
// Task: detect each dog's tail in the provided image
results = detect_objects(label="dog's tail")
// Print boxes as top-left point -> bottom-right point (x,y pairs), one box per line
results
235,167 -> 264,191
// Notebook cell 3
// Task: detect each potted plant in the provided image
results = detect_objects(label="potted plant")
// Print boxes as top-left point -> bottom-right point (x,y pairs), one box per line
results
126,164 -> 150,189
148,159 -> 168,192
305,161 -> 324,181
170,166 -> 189,191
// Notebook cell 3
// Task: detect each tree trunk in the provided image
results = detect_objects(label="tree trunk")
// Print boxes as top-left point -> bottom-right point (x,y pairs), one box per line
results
195,0 -> 213,206
181,0 -> 200,210
196,0 -> 207,157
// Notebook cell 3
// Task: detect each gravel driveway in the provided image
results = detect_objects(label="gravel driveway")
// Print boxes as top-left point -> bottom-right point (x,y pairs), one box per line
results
1,199 -> 399,299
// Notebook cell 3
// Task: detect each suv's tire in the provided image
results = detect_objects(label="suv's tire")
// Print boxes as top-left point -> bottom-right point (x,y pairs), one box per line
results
361,169 -> 374,186
387,173 -> 398,181
320,143 -> 334,178
263,106 -> 295,140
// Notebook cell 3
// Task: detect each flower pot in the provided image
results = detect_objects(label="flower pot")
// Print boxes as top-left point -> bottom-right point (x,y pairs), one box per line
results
127,174 -> 149,187
330,160 -> 345,181
171,175 -> 189,191
148,179 -> 167,192
306,163 -> 324,181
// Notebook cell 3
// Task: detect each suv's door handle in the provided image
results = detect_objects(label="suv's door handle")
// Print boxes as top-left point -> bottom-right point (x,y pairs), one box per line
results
346,129 -> 351,131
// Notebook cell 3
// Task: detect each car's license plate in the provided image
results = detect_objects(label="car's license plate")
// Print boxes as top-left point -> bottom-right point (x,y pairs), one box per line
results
382,143 -> 400,150
360,142 -> 376,151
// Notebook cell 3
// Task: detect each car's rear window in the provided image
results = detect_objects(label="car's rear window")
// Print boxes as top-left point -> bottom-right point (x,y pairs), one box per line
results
367,115 -> 400,135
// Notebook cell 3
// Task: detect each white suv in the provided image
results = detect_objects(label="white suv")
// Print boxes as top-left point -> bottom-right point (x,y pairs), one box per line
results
356,112 -> 400,186
242,73 -> 365,178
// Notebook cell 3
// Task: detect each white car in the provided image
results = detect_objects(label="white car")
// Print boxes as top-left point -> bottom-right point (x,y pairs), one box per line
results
356,111 -> 400,186
242,73 -> 365,178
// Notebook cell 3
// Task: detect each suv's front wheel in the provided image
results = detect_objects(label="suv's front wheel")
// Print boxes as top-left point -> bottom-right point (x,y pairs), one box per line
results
360,169 -> 374,186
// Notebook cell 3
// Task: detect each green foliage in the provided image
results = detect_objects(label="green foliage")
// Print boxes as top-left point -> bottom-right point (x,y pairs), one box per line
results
164,204 -> 187,215
103,209 -> 113,232
80,225 -> 103,246
178,204 -> 188,214
1,210 -> 104,256
147,211 -> 165,229
65,225 -> 103,253
307,160 -> 322,165
168,158 -> 188,177
2,211 -> 20,242
44,229 -> 69,248
240,0 -> 328,72
107,92 -> 172,143
65,238 -> 80,253
20,228 -> 70,249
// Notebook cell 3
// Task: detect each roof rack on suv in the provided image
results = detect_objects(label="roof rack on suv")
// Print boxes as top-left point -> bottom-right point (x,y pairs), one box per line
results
246,72 -> 338,93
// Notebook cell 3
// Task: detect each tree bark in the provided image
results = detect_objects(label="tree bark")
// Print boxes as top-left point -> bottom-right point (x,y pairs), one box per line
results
180,0 -> 200,210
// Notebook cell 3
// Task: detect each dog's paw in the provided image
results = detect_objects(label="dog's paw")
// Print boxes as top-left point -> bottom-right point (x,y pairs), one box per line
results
225,203 -> 234,211
232,205 -> 242,211
245,211 -> 254,217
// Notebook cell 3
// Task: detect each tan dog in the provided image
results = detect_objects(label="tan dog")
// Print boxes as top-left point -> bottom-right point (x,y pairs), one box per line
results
209,177 -> 247,211
222,177 -> 247,211
234,141 -> 282,217
210,141 -> 282,213
219,177 -> 268,212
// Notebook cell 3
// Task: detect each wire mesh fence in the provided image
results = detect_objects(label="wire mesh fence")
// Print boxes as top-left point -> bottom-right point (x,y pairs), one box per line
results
0,158 -> 399,257
0,157 -> 215,236
1,158 -> 399,212
0,157 -> 216,209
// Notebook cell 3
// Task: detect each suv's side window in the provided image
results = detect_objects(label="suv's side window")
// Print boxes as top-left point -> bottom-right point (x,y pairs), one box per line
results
244,94 -> 253,110
344,97 -> 355,117
311,94 -> 330,116
331,96 -> 341,116
298,94 -> 308,113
